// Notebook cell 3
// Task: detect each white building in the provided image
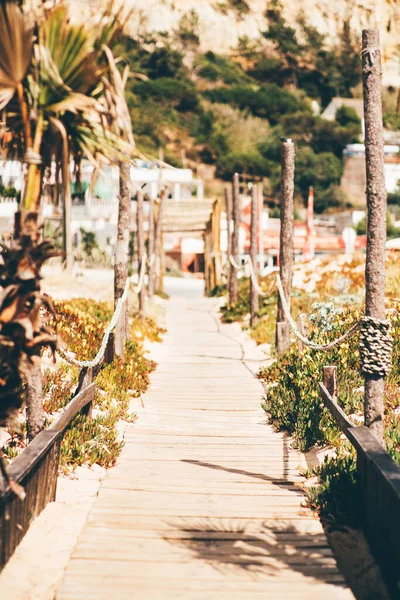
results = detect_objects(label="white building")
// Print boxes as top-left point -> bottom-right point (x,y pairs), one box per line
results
0,159 -> 205,239
341,144 -> 400,205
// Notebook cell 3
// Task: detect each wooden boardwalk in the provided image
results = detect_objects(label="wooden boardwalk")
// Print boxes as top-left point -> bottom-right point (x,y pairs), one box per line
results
57,281 -> 353,599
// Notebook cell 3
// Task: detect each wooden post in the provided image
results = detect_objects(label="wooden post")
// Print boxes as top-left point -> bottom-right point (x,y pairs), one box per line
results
225,187 -> 233,297
204,224 -> 212,296
105,333 -> 115,364
230,173 -> 240,304
147,194 -> 155,298
62,170 -> 73,274
210,207 -> 216,291
323,366 -> 338,400
136,189 -> 145,319
213,200 -> 222,288
159,231 -> 165,292
26,364 -> 44,442
276,322 -> 290,355
78,367 -> 95,418
257,183 -> 265,272
250,184 -> 259,327
154,190 -> 166,293
276,140 -> 295,354
114,160 -> 131,359
362,29 -> 387,444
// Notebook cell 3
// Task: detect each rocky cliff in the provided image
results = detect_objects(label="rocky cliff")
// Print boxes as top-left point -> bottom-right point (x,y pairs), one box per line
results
72,0 -> 400,86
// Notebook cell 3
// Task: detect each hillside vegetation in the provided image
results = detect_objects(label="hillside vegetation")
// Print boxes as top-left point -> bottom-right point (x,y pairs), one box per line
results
117,0 -> 397,213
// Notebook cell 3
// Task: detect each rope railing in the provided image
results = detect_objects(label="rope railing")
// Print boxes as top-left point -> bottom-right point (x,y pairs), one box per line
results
229,254 -> 278,296
58,253 -> 153,368
227,255 -> 392,373
276,273 -> 361,350
276,274 -> 392,374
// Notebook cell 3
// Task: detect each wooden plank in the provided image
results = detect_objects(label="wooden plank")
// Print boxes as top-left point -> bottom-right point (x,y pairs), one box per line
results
49,383 -> 96,433
56,288 -> 351,599
319,383 -> 353,433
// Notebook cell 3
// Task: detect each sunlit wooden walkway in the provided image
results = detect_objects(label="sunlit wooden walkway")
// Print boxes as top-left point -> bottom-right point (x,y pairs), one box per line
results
57,279 -> 353,599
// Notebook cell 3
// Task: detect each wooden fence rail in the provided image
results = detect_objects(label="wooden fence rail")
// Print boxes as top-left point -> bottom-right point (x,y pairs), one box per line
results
0,374 -> 96,570
320,378 -> 400,595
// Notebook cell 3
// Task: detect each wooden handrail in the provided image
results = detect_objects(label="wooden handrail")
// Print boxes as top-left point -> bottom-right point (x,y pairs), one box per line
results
319,382 -> 354,434
48,383 -> 96,433
319,373 -> 400,593
0,369 -> 97,570
0,430 -> 61,499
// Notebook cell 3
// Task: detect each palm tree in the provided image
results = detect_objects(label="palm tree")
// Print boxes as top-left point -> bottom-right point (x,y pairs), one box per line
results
0,1 -> 136,456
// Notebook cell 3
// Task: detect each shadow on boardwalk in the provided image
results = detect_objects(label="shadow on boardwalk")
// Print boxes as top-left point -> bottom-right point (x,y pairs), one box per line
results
168,459 -> 344,586
163,517 -> 344,585
181,458 -> 301,490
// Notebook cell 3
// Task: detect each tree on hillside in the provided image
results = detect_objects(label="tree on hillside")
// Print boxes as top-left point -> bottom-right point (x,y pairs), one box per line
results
261,1 -> 361,106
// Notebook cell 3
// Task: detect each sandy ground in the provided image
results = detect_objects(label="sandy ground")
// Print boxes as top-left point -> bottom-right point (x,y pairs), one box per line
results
0,467 -> 105,600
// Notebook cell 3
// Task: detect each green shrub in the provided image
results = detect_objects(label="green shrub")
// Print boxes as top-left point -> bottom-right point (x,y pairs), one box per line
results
259,302 -> 400,457
335,106 -> 361,130
60,408 -> 124,470
43,364 -> 78,414
49,298 -> 162,471
216,150 -> 272,180
259,308 -> 363,451
306,453 -> 359,526
133,78 -> 199,112
97,340 -> 156,402
196,52 -> 251,85
140,46 -> 184,79
204,83 -> 305,124
53,298 -> 112,361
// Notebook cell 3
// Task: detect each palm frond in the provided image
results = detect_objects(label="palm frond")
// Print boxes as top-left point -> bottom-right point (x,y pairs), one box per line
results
0,2 -> 33,110
102,45 -> 134,145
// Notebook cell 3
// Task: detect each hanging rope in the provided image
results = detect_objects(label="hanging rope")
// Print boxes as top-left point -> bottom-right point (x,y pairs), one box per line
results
276,274 -> 361,350
24,149 -> 43,165
362,46 -> 380,73
229,254 -> 278,296
247,258 -> 278,297
227,255 -> 393,374
229,255 -> 243,271
58,253 -> 153,368
359,316 -> 392,377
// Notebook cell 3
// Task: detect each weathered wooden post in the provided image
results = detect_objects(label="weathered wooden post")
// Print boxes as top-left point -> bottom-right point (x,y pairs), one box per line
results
212,199 -> 223,288
154,189 -> 166,292
147,194 -> 155,298
26,365 -> 44,441
323,366 -> 338,400
114,160 -> 131,359
204,224 -> 212,296
159,231 -> 165,292
362,29 -> 387,444
62,176 -> 73,274
250,184 -> 259,327
225,186 -> 233,297
229,173 -> 240,304
105,333 -> 115,364
136,188 -> 145,319
276,140 -> 295,354
257,183 -> 265,272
